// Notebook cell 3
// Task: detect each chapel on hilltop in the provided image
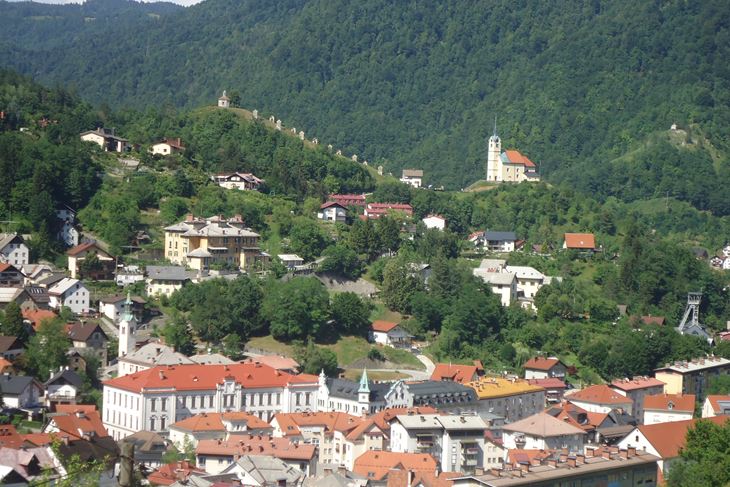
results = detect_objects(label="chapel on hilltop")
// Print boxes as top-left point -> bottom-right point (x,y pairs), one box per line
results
486,123 -> 540,183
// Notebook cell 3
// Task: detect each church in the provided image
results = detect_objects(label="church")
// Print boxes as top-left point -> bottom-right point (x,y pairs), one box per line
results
486,127 -> 540,183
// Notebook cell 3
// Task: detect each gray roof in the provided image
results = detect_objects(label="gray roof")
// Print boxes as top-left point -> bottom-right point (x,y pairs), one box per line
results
225,455 -> 304,484
120,342 -> 194,367
0,233 -> 24,251
44,368 -> 83,388
405,381 -> 478,401
121,430 -> 170,459
0,375 -> 37,396
37,273 -> 68,288
0,336 -> 23,353
473,270 -> 516,285
483,231 -> 516,241
146,266 -> 192,282
190,353 -> 235,365
326,378 -> 390,402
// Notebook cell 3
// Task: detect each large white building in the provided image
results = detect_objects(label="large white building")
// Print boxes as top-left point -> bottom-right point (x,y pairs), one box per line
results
0,233 -> 29,266
501,412 -> 586,451
48,278 -> 90,315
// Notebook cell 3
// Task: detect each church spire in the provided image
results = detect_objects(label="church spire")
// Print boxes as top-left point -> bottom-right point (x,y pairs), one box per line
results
358,369 -> 370,393
493,115 -> 498,138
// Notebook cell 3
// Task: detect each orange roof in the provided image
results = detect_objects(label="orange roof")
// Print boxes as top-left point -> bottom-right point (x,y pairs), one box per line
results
354,451 -> 437,481
507,449 -> 553,467
637,416 -> 729,459
55,404 -> 97,414
0,357 -> 13,371
22,309 -> 57,330
527,378 -> 567,389
564,233 -> 596,249
48,410 -> 109,439
196,434 -> 316,461
546,402 -> 595,432
0,424 -> 23,448
346,407 -> 439,441
21,433 -> 54,446
371,320 -> 400,333
640,316 -> 666,326
567,385 -> 632,406
705,395 -> 730,414
242,355 -> 299,371
66,241 -> 100,256
171,412 -> 270,432
387,470 -> 460,487
274,411 -> 363,437
610,377 -> 665,392
147,461 -> 203,486
644,393 -> 695,412
430,363 -> 478,383
103,363 -> 318,393
524,356 -> 562,371
503,149 -> 536,168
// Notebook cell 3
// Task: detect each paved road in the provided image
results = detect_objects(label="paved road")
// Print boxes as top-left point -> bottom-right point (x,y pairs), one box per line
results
416,353 -> 435,376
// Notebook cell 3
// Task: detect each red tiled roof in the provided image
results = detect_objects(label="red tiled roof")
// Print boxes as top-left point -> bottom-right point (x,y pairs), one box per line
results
388,470 -> 460,487
0,424 -> 23,448
637,416 -> 730,459
503,150 -> 536,168
524,357 -> 562,371
171,412 -> 270,432
196,434 -> 316,461
103,363 -> 318,393
371,320 -> 400,333
610,377 -> 665,392
354,451 -> 437,481
22,309 -> 57,330
567,385 -> 632,406
367,203 -> 413,211
55,404 -> 97,414
48,410 -> 109,439
430,364 -> 478,384
66,241 -> 98,256
564,233 -> 596,249
527,378 -> 567,389
507,449 -> 553,467
643,393 -> 695,412
705,395 -> 730,414
274,412 -> 363,437
320,201 -> 347,210
640,316 -> 666,326
147,461 -> 203,486
0,263 -> 22,273
329,194 -> 367,207
345,407 -> 439,441
241,356 -> 299,371
21,433 -> 54,446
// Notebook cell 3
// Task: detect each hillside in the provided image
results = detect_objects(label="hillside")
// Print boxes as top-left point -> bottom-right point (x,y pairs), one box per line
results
1,0 -> 728,199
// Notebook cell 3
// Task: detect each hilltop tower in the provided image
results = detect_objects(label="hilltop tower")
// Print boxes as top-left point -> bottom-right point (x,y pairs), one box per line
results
118,292 -> 137,359
486,118 -> 502,182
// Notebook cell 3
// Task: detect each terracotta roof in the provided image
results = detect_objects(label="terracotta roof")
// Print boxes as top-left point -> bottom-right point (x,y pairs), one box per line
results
22,309 -> 57,330
171,412 -> 270,433
242,355 -> 299,371
320,201 -> 347,210
545,402 -> 595,432
568,385 -> 633,406
0,357 -> 12,371
640,316 -> 666,326
48,410 -> 109,439
196,434 -> 316,461
502,412 -> 587,437
147,461 -> 203,486
274,412 -> 363,437
55,404 -> 97,414
0,263 -> 22,274
388,470 -> 460,487
353,451 -> 437,481
524,357 -> 562,371
345,407 -> 439,441
507,449 -> 553,467
643,393 -> 695,412
431,364 -> 478,384
0,424 -> 23,449
466,377 -> 545,399
526,378 -> 567,389
610,377 -> 665,392
705,395 -> 730,414
503,149 -> 536,168
564,233 -> 596,249
635,416 -> 730,458
66,241 -> 104,256
103,363 -> 318,393
21,433 -> 54,446
371,320 -> 400,333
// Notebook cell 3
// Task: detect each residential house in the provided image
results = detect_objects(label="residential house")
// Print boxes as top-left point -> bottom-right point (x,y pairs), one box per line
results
219,455 -> 305,487
566,385 -> 634,415
0,445 -> 66,485
210,172 -> 265,191
654,356 -> 730,401
422,215 -> 446,231
501,412 -> 586,451
80,127 -> 129,152
430,362 -> 483,384
99,294 -> 145,322
617,415 -> 728,483
363,203 -> 413,219
164,215 -> 264,272
66,242 -> 114,279
48,278 -> 90,315
67,322 -> 109,365
318,202 -> 348,223
0,233 -> 29,266
115,265 -> 145,287
563,233 -> 596,252
122,430 -> 174,469
0,263 -> 24,287
145,265 -> 192,298
44,367 -> 83,409
151,137 -> 186,156
471,269 -> 517,306
102,362 -> 319,440
117,342 -> 194,377
44,405 -> 108,440
400,169 -> 424,188
329,194 -> 366,208
390,414 -> 488,474
370,320 -> 411,348
21,263 -> 54,285
0,336 -> 25,361
523,357 -> 567,380
610,376 -> 666,424
353,451 -> 437,486
147,460 -> 203,485
643,394 -> 695,425
245,355 -> 299,374
464,377 -> 545,423
526,378 -> 568,404
168,412 -> 272,448
197,436 -> 316,476
0,288 -> 36,312
278,254 -> 304,270
702,394 -> 730,418
25,286 -> 50,310
56,206 -> 79,247
481,231 -> 517,253
317,370 -> 391,415
505,265 -> 558,302
0,374 -> 43,408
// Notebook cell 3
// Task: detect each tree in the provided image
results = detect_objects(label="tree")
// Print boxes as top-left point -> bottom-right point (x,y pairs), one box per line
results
330,292 -> 371,337
162,315 -> 195,356
0,302 -> 28,344
295,340 -> 339,377
23,319 -> 70,380
319,244 -> 362,279
381,256 -> 424,313
347,219 -> 380,260
375,216 -> 401,254
667,418 -> 730,487
262,278 -> 330,341
289,218 -> 329,261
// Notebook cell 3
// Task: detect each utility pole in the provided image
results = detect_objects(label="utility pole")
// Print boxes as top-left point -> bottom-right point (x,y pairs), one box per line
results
119,442 -> 135,487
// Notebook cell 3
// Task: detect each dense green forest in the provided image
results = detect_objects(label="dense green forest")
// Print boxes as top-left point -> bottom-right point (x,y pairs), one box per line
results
1,0 -> 728,213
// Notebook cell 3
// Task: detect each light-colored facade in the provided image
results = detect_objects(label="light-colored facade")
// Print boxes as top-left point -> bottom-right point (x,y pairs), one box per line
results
318,202 -> 347,223
145,265 -> 191,298
0,233 -> 29,266
610,377 -> 666,424
400,169 -> 423,188
642,394 -> 695,425
48,278 -> 90,315
150,138 -> 185,155
210,172 -> 264,191
501,412 -> 586,452
486,132 -> 539,183
80,128 -> 128,152
422,215 -> 446,231
465,377 -> 545,423
472,269 -> 517,306
655,356 -> 730,401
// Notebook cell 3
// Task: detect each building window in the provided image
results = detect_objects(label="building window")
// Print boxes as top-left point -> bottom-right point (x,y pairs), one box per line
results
151,398 -> 157,412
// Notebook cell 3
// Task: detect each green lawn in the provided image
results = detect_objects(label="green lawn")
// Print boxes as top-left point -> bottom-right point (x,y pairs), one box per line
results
342,369 -> 408,381
246,335 -> 295,356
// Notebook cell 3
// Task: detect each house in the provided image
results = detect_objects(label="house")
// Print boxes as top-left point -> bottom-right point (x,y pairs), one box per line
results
115,265 -> 145,287
431,362 -> 483,384
219,455 -> 305,487
318,202 -> 348,223
0,445 -> 65,484
0,336 -> 25,361
79,127 -> 128,152
384,380 -> 480,415
566,385 -> 634,415
329,194 -> 367,208
422,214 -> 446,231
523,356 -> 567,380
654,356 -> 730,401
563,233 -> 596,252
210,172 -> 265,191
168,411 -> 272,448
640,315 -> 666,326
151,137 -> 186,156
505,265 -> 559,302
44,405 -> 108,439
22,263 -> 54,285
481,231 -> 517,253
164,215 -> 264,272
0,233 -> 29,266
617,415 -> 728,483
48,278 -> 90,315
364,203 -> 413,219
67,322 -> 109,365
217,91 -> 230,108
147,460 -> 204,486
197,436 -> 316,476
471,269 -> 517,307
610,376 -> 666,424
122,431 -> 175,469
0,287 -> 36,312
389,414 -> 488,474
370,320 -> 412,348
501,412 -> 586,451
643,393 -> 695,425
56,206 -> 80,247
526,378 -> 568,404
99,294 -> 146,322
0,374 -> 43,408
317,370 -> 392,415
145,265 -> 192,298
702,395 -> 730,417
44,367 -> 83,408
0,357 -> 14,375
117,342 -> 194,377
400,169 -> 424,188
25,286 -> 50,311
0,263 -> 24,287
66,242 -> 115,280
464,377 -> 545,423
243,355 -> 299,374
353,451 -> 437,486
485,131 -> 540,183
102,362 -> 319,440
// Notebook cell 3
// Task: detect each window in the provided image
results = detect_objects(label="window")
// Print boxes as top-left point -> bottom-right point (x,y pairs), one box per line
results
151,398 -> 157,412
161,398 -> 168,411
150,417 -> 156,430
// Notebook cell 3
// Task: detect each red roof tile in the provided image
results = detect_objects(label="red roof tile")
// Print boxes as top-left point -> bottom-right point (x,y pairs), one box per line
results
705,395 -> 730,414
22,309 -> 57,330
148,461 -> 203,486
610,377 -> 665,392
346,407 -> 439,441
354,451 -> 437,481
564,233 -> 596,250
527,378 -> 567,389
0,424 -> 23,448
431,364 -> 478,384
644,393 -> 695,412
503,149 -> 536,168
320,201 -> 347,210
48,410 -> 109,439
371,320 -> 400,333
274,412 -> 363,437
637,416 -> 729,459
568,385 -> 632,406
171,412 -> 270,432
524,357 -> 562,371
196,434 -> 316,461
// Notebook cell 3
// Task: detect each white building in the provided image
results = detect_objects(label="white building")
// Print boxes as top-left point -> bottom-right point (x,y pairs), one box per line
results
210,172 -> 264,191
702,395 -> 730,417
422,214 -> 446,231
481,231 -> 517,252
565,385 -> 633,415
277,254 -> 304,270
217,91 -> 230,108
610,377 -> 666,424
485,129 -> 540,183
0,233 -> 29,266
472,269 -> 517,306
501,412 -> 586,451
56,207 -> 80,247
400,169 -> 423,188
117,342 -> 192,377
48,278 -> 90,315
642,394 -> 695,425
317,202 -> 347,223
145,266 -> 191,298
80,128 -> 128,152
370,321 -> 411,348
115,265 -> 145,287
150,137 -> 185,156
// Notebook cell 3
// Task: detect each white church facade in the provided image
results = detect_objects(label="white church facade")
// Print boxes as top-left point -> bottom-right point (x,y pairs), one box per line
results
486,128 -> 540,183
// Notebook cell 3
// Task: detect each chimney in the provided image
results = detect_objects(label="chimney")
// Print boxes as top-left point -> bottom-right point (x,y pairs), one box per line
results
567,457 -> 576,468
547,459 -> 558,468
576,454 -> 585,465
474,467 -> 484,475
61,435 -> 70,445
519,462 -> 530,473
559,453 -> 568,463
337,465 -> 347,475
585,448 -> 595,457
601,449 -> 612,459
489,468 -> 501,477
185,213 -> 194,222
620,449 -> 628,459
628,447 -> 636,457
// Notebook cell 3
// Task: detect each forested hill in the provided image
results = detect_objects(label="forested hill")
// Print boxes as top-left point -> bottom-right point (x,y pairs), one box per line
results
1,0 -> 728,196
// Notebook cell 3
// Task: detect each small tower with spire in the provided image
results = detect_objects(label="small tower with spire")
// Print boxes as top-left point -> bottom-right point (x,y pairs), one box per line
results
117,292 -> 137,360
218,90 -> 230,108
358,369 -> 370,414
486,116 -> 502,182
